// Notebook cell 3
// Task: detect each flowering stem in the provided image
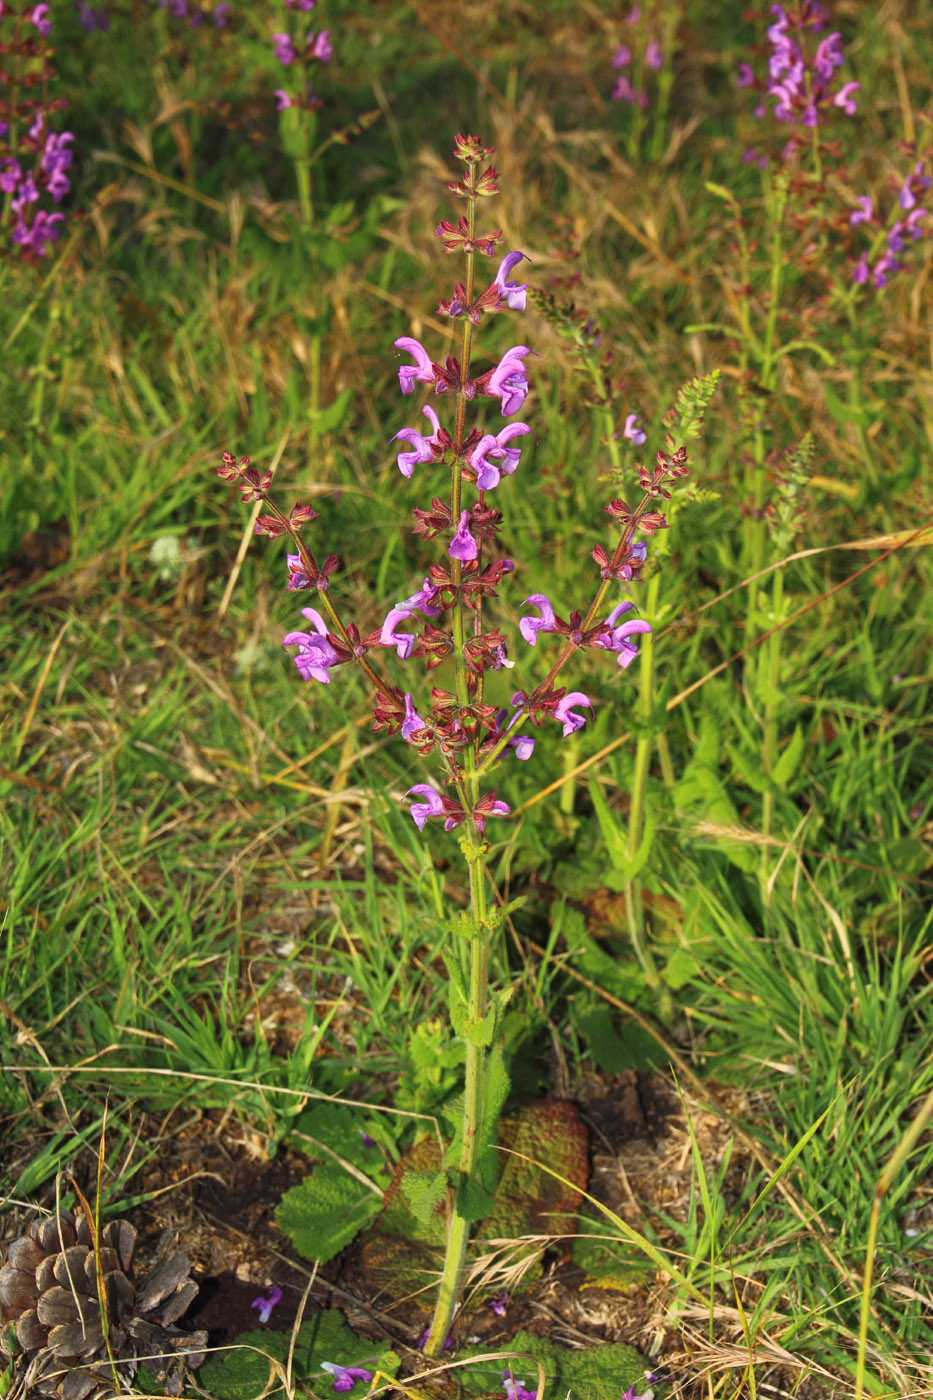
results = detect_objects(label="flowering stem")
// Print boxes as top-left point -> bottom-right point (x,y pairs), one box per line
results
425,159 -> 488,1359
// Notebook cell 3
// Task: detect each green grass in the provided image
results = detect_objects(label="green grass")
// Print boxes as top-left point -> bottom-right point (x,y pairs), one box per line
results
2,0 -> 933,1395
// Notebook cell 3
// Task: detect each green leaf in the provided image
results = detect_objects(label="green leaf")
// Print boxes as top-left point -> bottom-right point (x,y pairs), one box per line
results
400,1169 -> 447,1226
309,387 -> 353,433
275,1163 -> 382,1263
771,723 -> 806,789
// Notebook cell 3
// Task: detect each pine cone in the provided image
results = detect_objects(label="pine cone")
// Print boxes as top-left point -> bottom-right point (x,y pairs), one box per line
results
0,1209 -> 208,1400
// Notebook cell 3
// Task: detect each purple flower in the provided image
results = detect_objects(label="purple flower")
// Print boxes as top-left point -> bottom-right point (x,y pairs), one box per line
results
519,594 -> 557,645
282,608 -> 340,683
12,209 -> 64,256
852,252 -> 869,285
401,693 -> 427,742
832,82 -> 859,116
359,1130 -> 376,1149
645,40 -> 663,70
0,159 -> 21,195
378,580 -> 440,658
319,1362 -> 374,1394
872,253 -> 900,288
486,345 -> 531,417
29,3 -> 51,33
494,251 -> 529,311
468,422 -> 532,490
76,1 -> 108,29
272,32 -> 296,64
487,1290 -> 509,1316
418,1327 -> 453,1351
502,1373 -> 538,1400
407,785 -> 448,832
275,90 -> 294,110
554,691 -> 593,736
250,1286 -> 282,1324
308,29 -> 331,60
906,208 -> 928,239
41,132 -> 74,203
623,412 -> 646,446
813,32 -> 843,80
594,602 -> 652,670
612,43 -> 631,69
394,336 -> 436,394
736,62 -> 755,88
887,221 -> 906,254
449,510 -> 478,561
392,404 -> 444,477
212,2 -> 230,24
612,75 -> 636,104
849,195 -> 873,227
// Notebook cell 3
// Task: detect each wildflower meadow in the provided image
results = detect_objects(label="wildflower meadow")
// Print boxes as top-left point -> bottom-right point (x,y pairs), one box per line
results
1,4 -> 931,1400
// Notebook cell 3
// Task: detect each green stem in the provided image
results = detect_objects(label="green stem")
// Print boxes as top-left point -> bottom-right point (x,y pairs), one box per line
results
623,570 -> 670,1016
759,564 -> 783,900
426,851 -> 489,1355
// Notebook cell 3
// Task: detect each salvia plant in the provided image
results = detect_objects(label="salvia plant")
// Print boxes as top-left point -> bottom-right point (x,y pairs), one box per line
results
0,0 -> 75,260
215,132 -> 696,1356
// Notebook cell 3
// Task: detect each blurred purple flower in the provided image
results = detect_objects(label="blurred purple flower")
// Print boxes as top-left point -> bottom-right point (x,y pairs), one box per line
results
612,43 -> 631,69
645,40 -> 663,70
623,412 -> 646,446
29,3 -> 51,33
272,32 -> 296,64
849,195 -> 873,226
308,29 -> 331,60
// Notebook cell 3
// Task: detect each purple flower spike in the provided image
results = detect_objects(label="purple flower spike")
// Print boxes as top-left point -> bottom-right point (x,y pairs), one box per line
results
407,785 -> 446,832
494,251 -> 529,311
250,1286 -> 282,1324
486,345 -> 531,416
623,412 -> 646,446
519,594 -> 557,645
554,691 -> 593,736
393,405 -> 443,477
468,422 -> 532,490
394,336 -> 437,395
502,1373 -> 538,1400
449,510 -> 478,561
320,1362 -> 374,1394
401,693 -> 427,742
283,608 -> 339,683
